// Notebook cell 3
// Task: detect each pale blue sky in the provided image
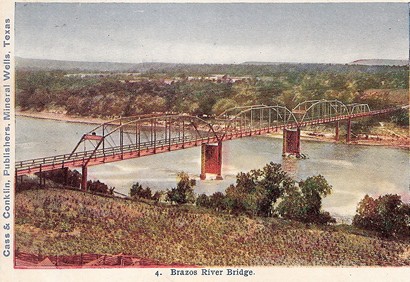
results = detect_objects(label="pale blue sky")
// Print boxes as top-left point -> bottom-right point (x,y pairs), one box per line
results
15,3 -> 409,64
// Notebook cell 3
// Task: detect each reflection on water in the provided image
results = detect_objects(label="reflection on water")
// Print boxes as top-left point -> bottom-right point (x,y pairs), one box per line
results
281,158 -> 298,177
17,116 -> 409,217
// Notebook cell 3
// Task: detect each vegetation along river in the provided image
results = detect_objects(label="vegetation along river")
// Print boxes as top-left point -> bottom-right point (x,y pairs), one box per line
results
16,116 -> 409,220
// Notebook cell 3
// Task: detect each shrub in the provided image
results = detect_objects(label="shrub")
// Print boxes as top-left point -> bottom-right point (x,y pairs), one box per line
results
224,162 -> 292,216
196,194 -> 211,208
166,172 -> 195,204
276,175 -> 335,224
209,192 -> 228,212
130,182 -> 152,199
390,108 -> 409,126
88,180 -> 111,194
353,194 -> 410,237
41,168 -> 82,188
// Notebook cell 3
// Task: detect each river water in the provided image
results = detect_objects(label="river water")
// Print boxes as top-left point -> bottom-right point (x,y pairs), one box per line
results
16,116 -> 409,219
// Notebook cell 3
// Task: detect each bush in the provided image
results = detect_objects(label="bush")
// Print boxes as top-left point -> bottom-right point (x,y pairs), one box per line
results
276,175 -> 335,224
88,180 -> 113,194
209,192 -> 228,212
390,108 -> 409,126
130,182 -> 152,199
224,162 -> 293,216
196,194 -> 211,208
41,168 -> 82,188
353,194 -> 410,237
166,172 -> 195,205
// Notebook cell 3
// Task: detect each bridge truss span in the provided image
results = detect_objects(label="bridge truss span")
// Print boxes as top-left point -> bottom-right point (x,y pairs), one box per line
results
291,99 -> 371,123
217,104 -> 299,139
15,100 -> 406,184
67,114 -> 223,168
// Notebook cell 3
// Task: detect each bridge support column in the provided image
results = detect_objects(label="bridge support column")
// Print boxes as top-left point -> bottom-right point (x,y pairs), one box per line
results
200,141 -> 223,180
282,128 -> 301,158
81,165 -> 88,191
346,118 -> 352,143
63,167 -> 68,186
38,164 -> 46,188
335,121 -> 339,141
38,172 -> 42,188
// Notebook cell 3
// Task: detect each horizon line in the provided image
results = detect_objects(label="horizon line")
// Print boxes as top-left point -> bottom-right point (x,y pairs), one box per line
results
15,56 -> 410,66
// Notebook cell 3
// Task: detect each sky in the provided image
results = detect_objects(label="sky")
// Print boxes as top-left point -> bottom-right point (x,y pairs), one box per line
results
15,3 -> 409,64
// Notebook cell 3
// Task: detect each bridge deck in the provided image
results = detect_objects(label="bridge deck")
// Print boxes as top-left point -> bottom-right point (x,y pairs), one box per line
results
15,108 -> 396,176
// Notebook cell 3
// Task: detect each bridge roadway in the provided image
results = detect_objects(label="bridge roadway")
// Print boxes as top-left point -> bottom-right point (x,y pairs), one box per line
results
15,107 -> 396,176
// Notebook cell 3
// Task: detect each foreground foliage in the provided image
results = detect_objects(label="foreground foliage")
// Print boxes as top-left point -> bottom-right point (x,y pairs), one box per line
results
196,163 -> 334,224
353,194 -> 410,238
15,189 -> 410,266
166,172 -> 196,204
16,169 -> 115,195
277,175 -> 336,224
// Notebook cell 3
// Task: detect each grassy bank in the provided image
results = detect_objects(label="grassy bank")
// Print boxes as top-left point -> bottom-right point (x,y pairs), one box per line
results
16,188 -> 410,266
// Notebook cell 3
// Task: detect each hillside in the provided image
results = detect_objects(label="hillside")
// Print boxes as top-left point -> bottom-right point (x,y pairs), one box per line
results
16,57 -> 409,75
246,59 -> 409,67
15,188 -> 410,266
15,57 -> 177,72
349,59 -> 408,66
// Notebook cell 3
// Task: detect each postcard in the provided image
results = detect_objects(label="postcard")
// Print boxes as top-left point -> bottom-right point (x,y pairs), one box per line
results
0,1 -> 409,281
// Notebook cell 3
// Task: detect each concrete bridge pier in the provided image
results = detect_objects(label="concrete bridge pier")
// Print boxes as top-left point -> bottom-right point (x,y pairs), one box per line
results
81,165 -> 88,191
282,128 -> 301,158
200,141 -> 223,180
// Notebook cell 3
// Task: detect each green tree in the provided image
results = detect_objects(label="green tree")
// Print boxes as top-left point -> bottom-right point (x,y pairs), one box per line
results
232,83 -> 259,106
209,192 -> 228,211
130,182 -> 152,199
166,172 -> 195,204
255,79 -> 285,105
152,191 -> 163,203
88,180 -> 110,194
196,194 -> 211,208
130,182 -> 143,197
277,175 -> 335,224
390,108 -> 409,126
224,163 -> 292,216
258,163 -> 294,216
41,168 -> 82,188
225,172 -> 267,216
353,194 -> 410,237
212,98 -> 238,115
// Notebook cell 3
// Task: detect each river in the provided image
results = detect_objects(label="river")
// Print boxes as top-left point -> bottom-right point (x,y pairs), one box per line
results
16,116 -> 409,219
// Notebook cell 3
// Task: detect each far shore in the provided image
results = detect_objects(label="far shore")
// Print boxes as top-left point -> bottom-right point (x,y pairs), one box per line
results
17,110 -> 111,125
17,110 -> 410,149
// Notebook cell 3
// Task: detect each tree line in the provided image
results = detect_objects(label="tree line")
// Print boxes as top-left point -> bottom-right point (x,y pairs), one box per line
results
16,64 -> 408,119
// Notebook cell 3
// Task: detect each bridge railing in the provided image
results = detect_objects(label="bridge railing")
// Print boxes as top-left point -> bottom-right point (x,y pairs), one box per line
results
15,134 -> 206,172
16,104 -> 405,174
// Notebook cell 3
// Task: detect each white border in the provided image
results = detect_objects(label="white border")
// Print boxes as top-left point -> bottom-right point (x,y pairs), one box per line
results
1,1 -> 409,281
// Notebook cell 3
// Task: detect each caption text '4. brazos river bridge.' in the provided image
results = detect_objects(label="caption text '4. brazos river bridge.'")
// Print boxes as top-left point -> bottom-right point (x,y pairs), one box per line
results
15,100 -> 407,189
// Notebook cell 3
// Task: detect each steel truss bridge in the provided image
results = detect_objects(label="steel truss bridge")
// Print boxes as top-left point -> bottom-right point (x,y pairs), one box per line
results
15,100 -> 406,188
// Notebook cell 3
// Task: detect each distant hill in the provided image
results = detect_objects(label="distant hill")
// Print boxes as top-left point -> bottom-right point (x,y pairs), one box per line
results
15,57 -> 179,72
15,57 -> 408,75
349,59 -> 408,66
241,61 -> 291,65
